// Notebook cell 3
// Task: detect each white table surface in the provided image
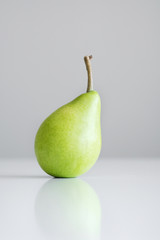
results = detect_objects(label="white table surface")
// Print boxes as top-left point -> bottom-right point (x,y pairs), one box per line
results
0,158 -> 160,240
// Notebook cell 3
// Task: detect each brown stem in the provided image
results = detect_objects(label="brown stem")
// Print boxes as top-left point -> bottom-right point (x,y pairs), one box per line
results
84,55 -> 93,92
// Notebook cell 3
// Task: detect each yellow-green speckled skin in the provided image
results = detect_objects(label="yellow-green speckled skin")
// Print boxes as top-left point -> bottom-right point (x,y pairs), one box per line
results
35,90 -> 101,177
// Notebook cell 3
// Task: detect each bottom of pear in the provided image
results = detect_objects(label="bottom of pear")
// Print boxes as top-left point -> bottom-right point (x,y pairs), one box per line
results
38,161 -> 98,178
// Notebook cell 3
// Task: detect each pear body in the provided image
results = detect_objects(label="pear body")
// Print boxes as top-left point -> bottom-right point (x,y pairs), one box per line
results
35,90 -> 101,177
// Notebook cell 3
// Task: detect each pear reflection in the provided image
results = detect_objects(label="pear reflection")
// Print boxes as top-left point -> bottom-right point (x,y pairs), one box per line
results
35,178 -> 101,240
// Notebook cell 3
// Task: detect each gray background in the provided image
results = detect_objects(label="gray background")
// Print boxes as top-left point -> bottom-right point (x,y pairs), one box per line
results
0,0 -> 159,158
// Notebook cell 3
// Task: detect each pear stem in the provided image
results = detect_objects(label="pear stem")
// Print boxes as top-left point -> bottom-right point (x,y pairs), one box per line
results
84,55 -> 93,92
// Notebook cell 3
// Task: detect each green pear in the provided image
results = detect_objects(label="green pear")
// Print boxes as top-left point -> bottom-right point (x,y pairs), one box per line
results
35,55 -> 101,177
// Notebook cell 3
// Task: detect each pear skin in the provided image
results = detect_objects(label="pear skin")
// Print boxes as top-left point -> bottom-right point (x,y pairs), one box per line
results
35,56 -> 101,177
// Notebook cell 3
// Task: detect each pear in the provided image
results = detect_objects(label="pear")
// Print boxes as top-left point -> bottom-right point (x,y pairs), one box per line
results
35,55 -> 101,177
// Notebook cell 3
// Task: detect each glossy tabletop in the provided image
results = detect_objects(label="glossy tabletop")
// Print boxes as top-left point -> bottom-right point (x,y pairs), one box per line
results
0,158 -> 160,240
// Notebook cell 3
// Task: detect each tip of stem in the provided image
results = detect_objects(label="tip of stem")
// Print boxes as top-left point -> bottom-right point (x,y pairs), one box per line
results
84,55 -> 93,61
